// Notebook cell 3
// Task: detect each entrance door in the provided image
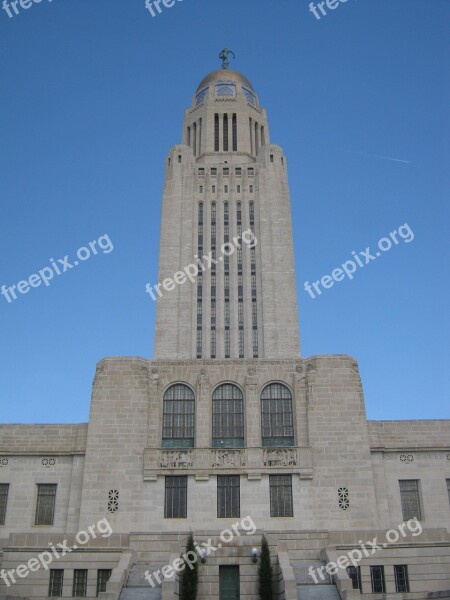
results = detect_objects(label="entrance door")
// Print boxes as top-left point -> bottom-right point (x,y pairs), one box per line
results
219,566 -> 240,600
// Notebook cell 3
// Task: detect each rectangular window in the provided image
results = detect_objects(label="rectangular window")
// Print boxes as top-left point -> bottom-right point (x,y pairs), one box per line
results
223,168 -> 229,177
394,565 -> 409,592
232,114 -> 237,151
370,566 -> 385,593
223,115 -> 228,152
238,301 -> 244,325
248,168 -> 254,177
235,168 -> 242,177
212,185 -> 216,193
96,570 -> 112,596
225,329 -> 231,358
217,476 -> 240,518
0,483 -> 9,525
270,475 -> 293,517
447,479 -> 450,507
237,185 -> 241,193
196,328 -> 202,359
198,168 -> 205,177
199,185 -> 203,193
346,566 -> 361,591
35,484 -> 57,526
249,185 -> 253,193
252,328 -> 258,358
72,569 -> 88,597
165,476 -> 187,518
224,185 -> 228,194
49,569 -> 64,597
211,168 -> 217,177
211,329 -> 216,359
214,114 -> 219,152
399,480 -> 422,521
178,155 -> 182,164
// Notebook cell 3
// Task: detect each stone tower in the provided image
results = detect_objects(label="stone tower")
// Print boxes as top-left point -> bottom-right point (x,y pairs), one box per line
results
154,62 -> 300,360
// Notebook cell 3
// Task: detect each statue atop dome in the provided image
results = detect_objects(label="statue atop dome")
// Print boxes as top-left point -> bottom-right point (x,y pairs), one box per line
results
219,48 -> 235,69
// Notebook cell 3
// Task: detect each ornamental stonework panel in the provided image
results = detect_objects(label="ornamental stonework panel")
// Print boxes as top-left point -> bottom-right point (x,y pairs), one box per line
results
211,449 -> 247,468
159,450 -> 193,469
263,448 -> 297,467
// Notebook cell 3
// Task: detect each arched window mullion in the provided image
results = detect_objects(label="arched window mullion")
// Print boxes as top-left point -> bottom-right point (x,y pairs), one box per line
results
261,383 -> 294,447
212,384 -> 245,448
162,384 -> 195,448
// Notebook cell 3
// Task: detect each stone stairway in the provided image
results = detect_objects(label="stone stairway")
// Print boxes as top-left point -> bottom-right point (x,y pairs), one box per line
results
119,563 -> 162,600
292,561 -> 341,600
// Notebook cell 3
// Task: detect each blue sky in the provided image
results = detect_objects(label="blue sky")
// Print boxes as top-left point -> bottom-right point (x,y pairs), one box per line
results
0,0 -> 448,423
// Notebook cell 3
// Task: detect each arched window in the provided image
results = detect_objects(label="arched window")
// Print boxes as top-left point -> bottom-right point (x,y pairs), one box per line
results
212,384 -> 244,448
261,383 -> 294,447
162,384 -> 195,448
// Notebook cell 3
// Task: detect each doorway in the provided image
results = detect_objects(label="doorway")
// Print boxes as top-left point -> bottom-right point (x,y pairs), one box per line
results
219,565 -> 240,600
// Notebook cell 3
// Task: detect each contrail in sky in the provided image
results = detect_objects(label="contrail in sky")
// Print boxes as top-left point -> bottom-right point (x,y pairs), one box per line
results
357,152 -> 410,164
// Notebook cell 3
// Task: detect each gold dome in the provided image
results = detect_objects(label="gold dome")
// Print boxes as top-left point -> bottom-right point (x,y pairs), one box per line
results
196,69 -> 254,93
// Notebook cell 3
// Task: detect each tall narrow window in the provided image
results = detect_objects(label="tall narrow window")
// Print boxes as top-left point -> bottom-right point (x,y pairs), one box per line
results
249,118 -> 253,155
237,202 -> 243,357
370,566 -> 385,593
223,114 -> 229,152
232,114 -> 237,151
198,118 -> 202,155
224,329 -> 231,359
49,570 -> 64,597
164,476 -> 187,518
399,480 -> 422,521
270,475 -> 293,517
255,122 -> 259,154
162,384 -> 195,448
261,126 -> 266,147
446,479 -> 450,507
238,330 -> 244,358
0,483 -> 9,525
96,570 -> 112,597
224,203 -> 230,358
35,483 -> 57,526
214,114 -> 219,152
211,202 -> 217,358
217,475 -> 240,518
197,203 -> 204,358
187,126 -> 191,148
261,384 -> 294,447
394,565 -> 410,592
193,122 -> 197,157
346,567 -> 362,591
212,384 -> 244,447
210,329 -> 216,359
72,570 -> 88,597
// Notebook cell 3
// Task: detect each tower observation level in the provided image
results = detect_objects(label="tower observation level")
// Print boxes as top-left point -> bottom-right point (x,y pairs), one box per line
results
154,52 -> 300,360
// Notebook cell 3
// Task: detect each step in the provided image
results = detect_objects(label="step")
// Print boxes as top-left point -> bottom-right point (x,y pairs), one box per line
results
125,564 -> 164,587
292,562 -> 332,585
119,589 -> 162,600
297,584 -> 341,600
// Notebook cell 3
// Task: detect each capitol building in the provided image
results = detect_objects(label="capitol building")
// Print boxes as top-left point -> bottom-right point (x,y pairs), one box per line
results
1,55 -> 449,600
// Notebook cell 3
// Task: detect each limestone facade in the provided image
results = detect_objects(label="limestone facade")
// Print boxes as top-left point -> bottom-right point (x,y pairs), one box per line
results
1,66 -> 449,600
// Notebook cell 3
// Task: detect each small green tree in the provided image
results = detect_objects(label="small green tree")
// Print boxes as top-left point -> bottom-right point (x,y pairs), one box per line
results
258,534 -> 273,600
179,532 -> 198,600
